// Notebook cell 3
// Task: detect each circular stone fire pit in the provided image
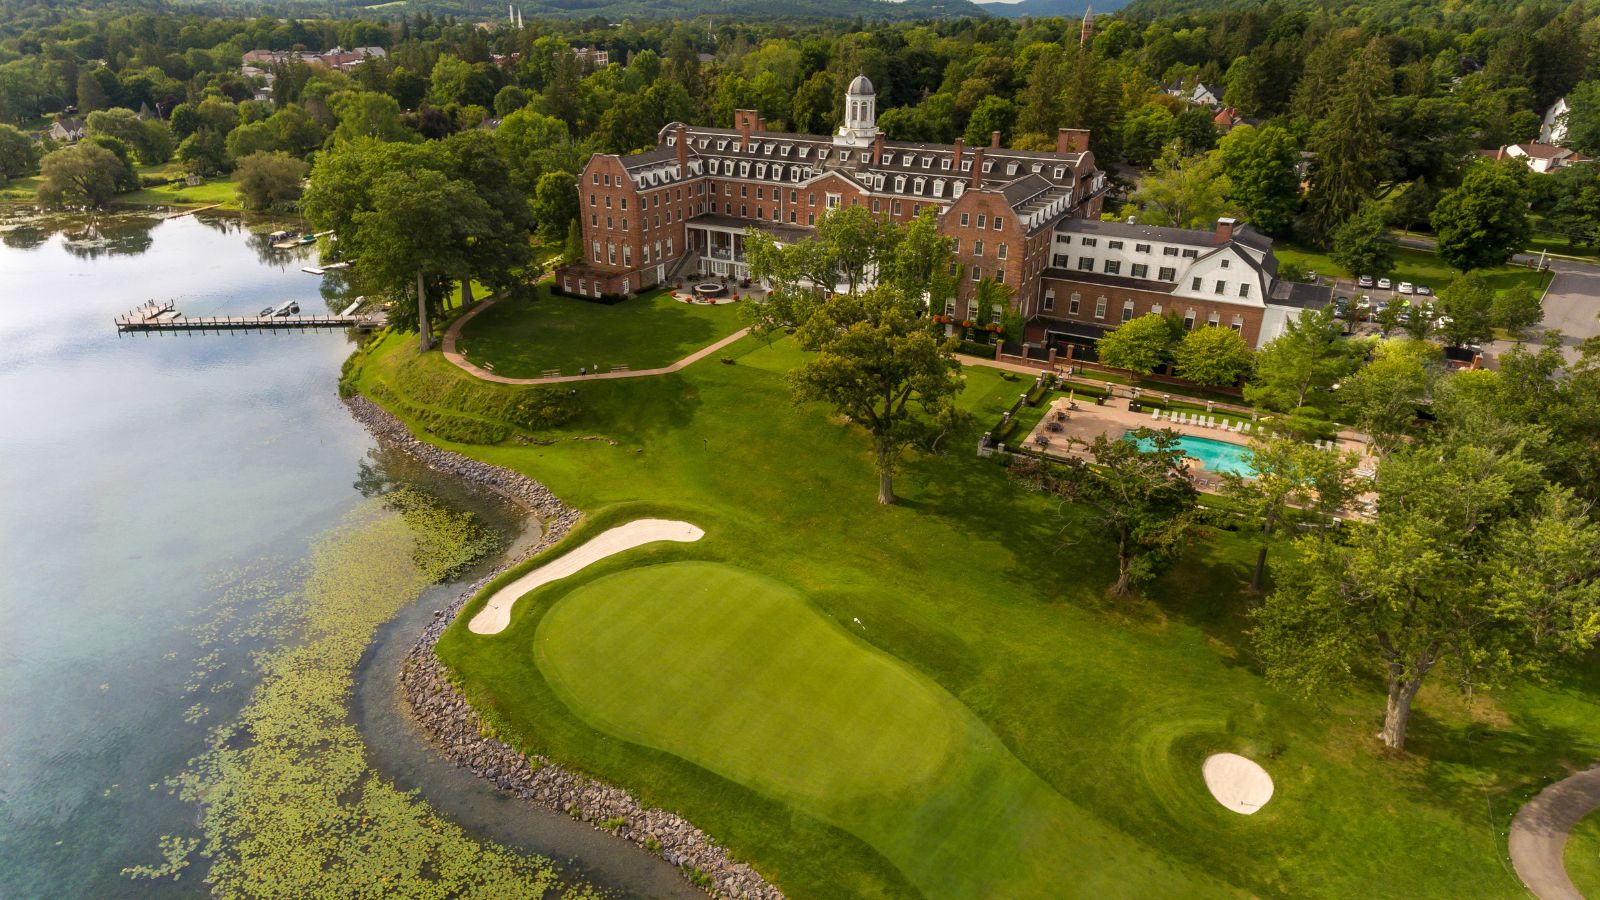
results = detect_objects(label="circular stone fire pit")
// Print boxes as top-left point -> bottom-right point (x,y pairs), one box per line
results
693,282 -> 727,299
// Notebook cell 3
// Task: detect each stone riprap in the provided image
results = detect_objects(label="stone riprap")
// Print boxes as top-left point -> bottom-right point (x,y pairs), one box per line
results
343,395 -> 783,900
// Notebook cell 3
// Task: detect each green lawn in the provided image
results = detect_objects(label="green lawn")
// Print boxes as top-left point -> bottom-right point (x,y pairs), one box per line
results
0,174 -> 42,202
455,284 -> 743,377
1277,242 -> 1552,295
357,330 -> 1600,899
117,173 -> 240,210
1567,810 -> 1600,896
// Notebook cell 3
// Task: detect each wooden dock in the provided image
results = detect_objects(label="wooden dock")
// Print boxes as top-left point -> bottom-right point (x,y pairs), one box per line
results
115,301 -> 385,334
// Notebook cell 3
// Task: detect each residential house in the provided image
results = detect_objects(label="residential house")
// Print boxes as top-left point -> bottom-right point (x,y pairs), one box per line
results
49,118 -> 86,142
1540,97 -> 1570,146
1490,142 -> 1592,174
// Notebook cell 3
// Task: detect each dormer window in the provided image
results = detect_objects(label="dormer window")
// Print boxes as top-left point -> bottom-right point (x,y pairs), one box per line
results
940,159 -> 951,170
739,162 -> 750,176
764,142 -> 774,153
962,160 -> 973,172
1053,166 -> 1065,179
781,145 -> 791,156
983,161 -> 994,172
894,175 -> 906,193
667,136 -> 676,146
716,140 -> 727,151
921,155 -> 933,168
840,152 -> 851,163
882,152 -> 895,165
913,177 -> 925,194
953,182 -> 965,197
1006,163 -> 1018,175
798,146 -> 811,158
933,179 -> 945,196
1031,163 -> 1042,173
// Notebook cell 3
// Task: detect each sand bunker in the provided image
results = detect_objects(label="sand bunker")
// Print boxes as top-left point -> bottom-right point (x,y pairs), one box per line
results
468,519 -> 704,634
1202,753 -> 1274,815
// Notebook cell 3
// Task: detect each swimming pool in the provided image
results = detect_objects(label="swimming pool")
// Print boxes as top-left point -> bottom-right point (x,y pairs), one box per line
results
1126,432 -> 1257,477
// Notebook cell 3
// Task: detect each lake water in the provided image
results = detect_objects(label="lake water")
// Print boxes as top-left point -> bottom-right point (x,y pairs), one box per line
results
0,210 -> 689,898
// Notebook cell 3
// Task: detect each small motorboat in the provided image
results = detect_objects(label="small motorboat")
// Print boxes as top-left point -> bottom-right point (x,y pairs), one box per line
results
270,301 -> 300,317
258,304 -> 277,316
267,230 -> 293,243
297,234 -> 317,245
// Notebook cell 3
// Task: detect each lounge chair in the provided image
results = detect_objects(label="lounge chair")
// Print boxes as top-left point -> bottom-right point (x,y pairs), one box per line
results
1241,423 -> 1252,434
1207,416 -> 1217,428
1151,409 -> 1161,421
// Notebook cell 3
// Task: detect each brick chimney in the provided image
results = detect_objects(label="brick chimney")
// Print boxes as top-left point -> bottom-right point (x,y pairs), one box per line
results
970,146 -> 985,188
872,131 -> 884,165
1214,217 -> 1238,244
952,136 -> 964,171
990,130 -> 1001,149
674,124 -> 688,171
1057,128 -> 1090,154
756,115 -> 766,132
735,109 -> 758,142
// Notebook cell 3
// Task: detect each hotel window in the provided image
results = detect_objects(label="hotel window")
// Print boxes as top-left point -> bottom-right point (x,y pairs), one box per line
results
1079,257 -> 1094,271
977,214 -> 987,228
590,213 -> 597,226
1135,243 -> 1150,253
607,243 -> 616,264
991,304 -> 1003,324
666,238 -> 674,255
974,240 -> 984,256
1104,260 -> 1121,275
740,185 -> 747,198
1208,311 -> 1221,326
807,213 -> 815,225
1183,309 -> 1195,330
1108,240 -> 1124,250
620,218 -> 627,231
997,243 -> 1008,260
1158,266 -> 1175,281
1043,290 -> 1055,311
1121,299 -> 1134,322
808,193 -> 816,205
603,174 -> 611,185
790,190 -> 797,202
756,207 -> 763,218
1239,283 -> 1251,298
773,208 -> 781,221
623,246 -> 631,265
642,244 -> 650,263
971,267 -> 982,281
620,198 -> 628,209
592,173 -> 599,184
1131,263 -> 1148,278
578,278 -> 587,292
1220,258 -> 1230,268
1191,277 -> 1203,290
1057,235 -> 1071,245
1082,237 -> 1097,247
591,241 -> 600,262
1094,297 -> 1106,319
951,238 -> 960,253
606,216 -> 613,229
960,212 -> 970,226
740,205 -> 747,216
826,194 -> 841,210
1231,314 -> 1244,333
873,199 -> 881,212
1163,246 -> 1179,256
1214,280 -> 1226,294
995,269 -> 1006,283
1182,249 -> 1199,258
994,217 -> 1004,230
605,196 -> 612,208
757,187 -> 764,200
893,200 -> 902,215
588,194 -> 596,206
1069,293 -> 1081,314
1151,303 -> 1163,315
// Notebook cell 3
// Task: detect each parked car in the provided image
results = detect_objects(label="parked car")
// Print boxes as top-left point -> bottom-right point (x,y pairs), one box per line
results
1354,295 -> 1373,320
1357,274 -> 1375,288
1377,277 -> 1393,290
1397,281 -> 1415,294
1416,284 -> 1433,297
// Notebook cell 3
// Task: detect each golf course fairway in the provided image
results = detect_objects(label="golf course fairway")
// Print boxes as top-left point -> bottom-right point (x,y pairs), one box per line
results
535,561 -> 1224,898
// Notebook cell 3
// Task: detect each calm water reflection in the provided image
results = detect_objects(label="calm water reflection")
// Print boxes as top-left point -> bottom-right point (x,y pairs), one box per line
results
0,209 -> 688,898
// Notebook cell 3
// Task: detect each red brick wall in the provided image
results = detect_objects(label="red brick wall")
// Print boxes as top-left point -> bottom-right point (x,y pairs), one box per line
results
1037,274 -> 1266,346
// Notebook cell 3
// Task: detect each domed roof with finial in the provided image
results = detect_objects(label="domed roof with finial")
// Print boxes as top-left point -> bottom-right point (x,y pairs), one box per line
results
847,74 -> 874,95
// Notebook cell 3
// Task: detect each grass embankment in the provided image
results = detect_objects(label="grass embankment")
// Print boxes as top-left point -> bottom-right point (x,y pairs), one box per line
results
1277,242 -> 1553,295
455,284 -> 744,378
1,165 -> 239,208
355,328 -> 1600,899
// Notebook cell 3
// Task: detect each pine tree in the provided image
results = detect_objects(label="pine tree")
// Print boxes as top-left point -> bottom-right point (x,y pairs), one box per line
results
1304,39 -> 1391,241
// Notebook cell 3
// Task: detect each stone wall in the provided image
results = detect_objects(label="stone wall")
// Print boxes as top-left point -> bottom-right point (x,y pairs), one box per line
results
343,395 -> 783,900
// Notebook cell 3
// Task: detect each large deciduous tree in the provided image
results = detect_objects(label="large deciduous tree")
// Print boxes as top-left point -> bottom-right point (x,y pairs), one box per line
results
1244,306 -> 1366,432
36,142 -> 123,208
1431,160 -> 1531,272
235,151 -> 309,211
1217,123 -> 1301,235
1435,272 -> 1496,348
1330,201 -> 1398,280
1129,143 -> 1237,229
1253,441 -> 1600,752
1050,429 -> 1203,597
0,123 -> 40,183
1223,436 -> 1357,593
1339,338 -> 1440,451
1173,324 -> 1254,387
1097,313 -> 1177,375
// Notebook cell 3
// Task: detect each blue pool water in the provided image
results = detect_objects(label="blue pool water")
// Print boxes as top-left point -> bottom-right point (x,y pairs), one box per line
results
1127,432 -> 1257,477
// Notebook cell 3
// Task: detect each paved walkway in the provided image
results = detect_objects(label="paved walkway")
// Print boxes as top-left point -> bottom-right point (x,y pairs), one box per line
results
440,296 -> 750,386
1510,765 -> 1600,900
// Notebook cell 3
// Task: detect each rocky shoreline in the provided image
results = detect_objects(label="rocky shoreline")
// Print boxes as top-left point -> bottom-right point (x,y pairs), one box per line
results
343,395 -> 784,900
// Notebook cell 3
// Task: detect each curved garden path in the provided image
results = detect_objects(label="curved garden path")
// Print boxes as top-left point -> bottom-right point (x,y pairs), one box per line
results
1510,764 -> 1600,899
441,296 -> 749,386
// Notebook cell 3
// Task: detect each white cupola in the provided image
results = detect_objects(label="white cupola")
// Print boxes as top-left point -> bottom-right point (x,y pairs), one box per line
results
835,74 -> 878,148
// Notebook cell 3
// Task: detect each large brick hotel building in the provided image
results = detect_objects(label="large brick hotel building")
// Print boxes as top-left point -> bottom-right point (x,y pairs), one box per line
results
556,75 -> 1326,349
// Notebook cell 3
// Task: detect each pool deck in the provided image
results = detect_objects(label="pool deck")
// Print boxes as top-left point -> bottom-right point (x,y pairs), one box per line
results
1020,396 -> 1377,496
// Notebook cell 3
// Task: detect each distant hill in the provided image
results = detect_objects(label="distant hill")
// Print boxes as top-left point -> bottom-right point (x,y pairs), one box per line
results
973,0 -> 1128,18
198,0 -> 996,19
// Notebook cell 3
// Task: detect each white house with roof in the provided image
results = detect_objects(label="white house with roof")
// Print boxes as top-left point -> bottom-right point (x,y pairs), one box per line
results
1540,97 -> 1570,145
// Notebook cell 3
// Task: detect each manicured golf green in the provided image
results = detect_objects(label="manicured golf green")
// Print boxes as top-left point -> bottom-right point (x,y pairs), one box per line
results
456,284 -> 744,378
361,329 -> 1600,899
537,560 -> 1225,898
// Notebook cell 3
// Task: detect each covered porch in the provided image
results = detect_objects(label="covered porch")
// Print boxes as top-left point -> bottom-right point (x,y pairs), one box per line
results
684,214 -> 812,284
